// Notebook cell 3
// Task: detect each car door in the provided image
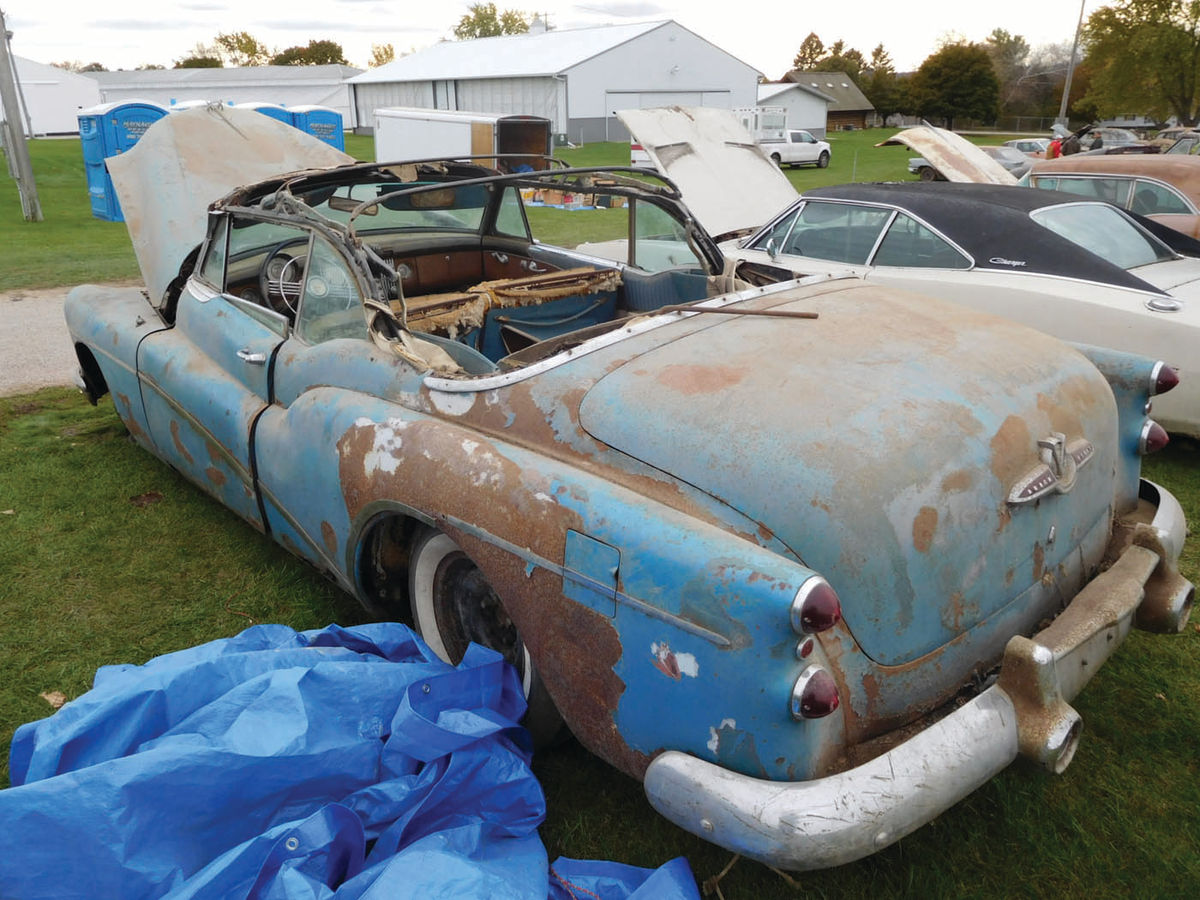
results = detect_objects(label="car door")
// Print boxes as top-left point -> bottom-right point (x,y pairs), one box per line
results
136,213 -> 300,528
251,231 -> 430,585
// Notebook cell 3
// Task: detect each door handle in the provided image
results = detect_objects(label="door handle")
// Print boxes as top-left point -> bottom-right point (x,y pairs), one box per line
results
521,259 -> 548,273
237,348 -> 267,365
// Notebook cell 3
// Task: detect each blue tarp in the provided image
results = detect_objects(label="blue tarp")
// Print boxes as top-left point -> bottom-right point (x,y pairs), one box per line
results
0,623 -> 699,899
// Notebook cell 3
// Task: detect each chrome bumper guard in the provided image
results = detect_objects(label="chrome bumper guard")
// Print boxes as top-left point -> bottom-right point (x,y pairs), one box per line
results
644,479 -> 1193,871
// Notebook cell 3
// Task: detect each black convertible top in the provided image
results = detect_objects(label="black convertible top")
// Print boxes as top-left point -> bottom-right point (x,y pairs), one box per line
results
799,182 -> 1176,295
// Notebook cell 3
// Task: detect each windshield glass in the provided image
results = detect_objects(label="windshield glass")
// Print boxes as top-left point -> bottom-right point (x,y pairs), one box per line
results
1030,203 -> 1176,269
298,182 -> 491,233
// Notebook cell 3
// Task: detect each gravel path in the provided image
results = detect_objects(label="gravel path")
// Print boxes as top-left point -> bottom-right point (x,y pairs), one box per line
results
0,283 -> 142,397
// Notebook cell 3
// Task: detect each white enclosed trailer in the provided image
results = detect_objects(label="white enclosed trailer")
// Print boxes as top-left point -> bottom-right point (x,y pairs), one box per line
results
373,107 -> 552,170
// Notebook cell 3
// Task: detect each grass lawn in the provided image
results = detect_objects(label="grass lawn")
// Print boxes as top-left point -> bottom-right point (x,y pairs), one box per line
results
0,389 -> 1196,896
2,125 -> 1199,893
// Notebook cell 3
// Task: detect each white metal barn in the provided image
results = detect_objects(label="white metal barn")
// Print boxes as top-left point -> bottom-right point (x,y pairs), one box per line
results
347,20 -> 760,144
87,65 -> 363,128
756,82 -> 834,139
10,56 -> 101,135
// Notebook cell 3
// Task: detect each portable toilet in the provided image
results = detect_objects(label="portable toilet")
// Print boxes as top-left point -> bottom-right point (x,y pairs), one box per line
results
77,100 -> 168,222
234,102 -> 292,126
288,105 -> 345,151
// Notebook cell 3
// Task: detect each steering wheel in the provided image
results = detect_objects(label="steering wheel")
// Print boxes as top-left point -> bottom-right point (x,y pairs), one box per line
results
259,241 -> 308,316
303,258 -> 358,311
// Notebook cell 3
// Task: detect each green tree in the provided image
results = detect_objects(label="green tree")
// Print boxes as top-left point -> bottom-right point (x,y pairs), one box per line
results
862,44 -> 903,118
909,42 -> 999,128
792,32 -> 824,70
453,3 -> 529,39
370,43 -> 396,67
175,55 -> 222,68
270,40 -> 349,66
1083,0 -> 1200,125
985,28 -> 1031,109
215,31 -> 272,67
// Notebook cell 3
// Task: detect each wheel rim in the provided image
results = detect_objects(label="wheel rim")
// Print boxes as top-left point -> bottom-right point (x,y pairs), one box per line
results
432,551 -> 522,664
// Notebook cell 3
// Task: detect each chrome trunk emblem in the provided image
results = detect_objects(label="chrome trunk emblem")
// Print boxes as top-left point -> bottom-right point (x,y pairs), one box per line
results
1008,432 -> 1094,505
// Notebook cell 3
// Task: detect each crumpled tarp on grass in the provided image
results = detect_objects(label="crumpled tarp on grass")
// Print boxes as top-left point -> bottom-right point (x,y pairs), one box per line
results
0,623 -> 699,900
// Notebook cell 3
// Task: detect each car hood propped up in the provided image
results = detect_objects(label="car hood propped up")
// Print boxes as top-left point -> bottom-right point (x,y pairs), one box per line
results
616,106 -> 799,237
878,125 -> 1019,185
107,105 -> 353,305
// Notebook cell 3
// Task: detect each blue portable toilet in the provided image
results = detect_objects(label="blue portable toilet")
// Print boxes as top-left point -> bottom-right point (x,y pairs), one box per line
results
234,101 -> 292,126
288,105 -> 345,151
77,100 -> 168,222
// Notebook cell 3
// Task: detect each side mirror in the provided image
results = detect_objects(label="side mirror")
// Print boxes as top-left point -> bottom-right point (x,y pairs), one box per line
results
766,238 -> 779,260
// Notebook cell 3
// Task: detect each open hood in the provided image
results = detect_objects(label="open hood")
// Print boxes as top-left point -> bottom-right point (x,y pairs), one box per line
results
616,106 -> 798,237
107,105 -> 353,304
877,125 -> 1018,185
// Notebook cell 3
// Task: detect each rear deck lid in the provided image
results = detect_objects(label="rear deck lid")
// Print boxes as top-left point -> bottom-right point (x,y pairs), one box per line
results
579,282 -> 1118,665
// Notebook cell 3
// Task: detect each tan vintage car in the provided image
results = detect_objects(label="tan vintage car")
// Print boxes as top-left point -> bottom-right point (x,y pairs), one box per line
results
1027,154 -> 1200,238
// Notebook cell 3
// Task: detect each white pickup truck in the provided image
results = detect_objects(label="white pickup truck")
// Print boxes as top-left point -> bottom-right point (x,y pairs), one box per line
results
759,129 -> 831,168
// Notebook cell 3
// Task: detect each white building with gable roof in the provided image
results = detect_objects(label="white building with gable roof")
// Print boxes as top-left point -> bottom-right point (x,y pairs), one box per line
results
347,20 -> 760,144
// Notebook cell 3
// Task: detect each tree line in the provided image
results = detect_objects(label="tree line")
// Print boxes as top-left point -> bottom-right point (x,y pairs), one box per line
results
792,1 -> 1200,128
52,4 -> 528,73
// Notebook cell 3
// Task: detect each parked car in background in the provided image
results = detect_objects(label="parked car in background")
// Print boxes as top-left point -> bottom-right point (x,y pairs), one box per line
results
721,181 -> 1200,437
908,145 -> 1030,180
1004,137 -> 1050,157
1080,126 -> 1145,149
65,107 -> 1193,872
1165,132 -> 1200,155
759,129 -> 831,168
1028,154 -> 1200,238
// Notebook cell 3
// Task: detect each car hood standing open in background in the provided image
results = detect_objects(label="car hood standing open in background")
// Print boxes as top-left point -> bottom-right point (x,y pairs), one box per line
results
616,106 -> 798,237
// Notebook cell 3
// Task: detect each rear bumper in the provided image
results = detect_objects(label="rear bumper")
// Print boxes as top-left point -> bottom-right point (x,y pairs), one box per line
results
643,478 -> 1193,871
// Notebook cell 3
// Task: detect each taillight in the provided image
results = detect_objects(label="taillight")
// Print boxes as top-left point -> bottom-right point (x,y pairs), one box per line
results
790,665 -> 840,719
1140,420 -> 1169,455
1150,361 -> 1179,396
790,576 -> 842,634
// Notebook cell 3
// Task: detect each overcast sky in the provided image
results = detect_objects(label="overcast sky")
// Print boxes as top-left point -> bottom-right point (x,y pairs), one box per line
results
4,1 -> 1093,77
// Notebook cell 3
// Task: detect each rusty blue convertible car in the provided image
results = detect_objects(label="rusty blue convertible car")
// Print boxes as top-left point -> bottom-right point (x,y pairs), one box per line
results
66,108 -> 1193,869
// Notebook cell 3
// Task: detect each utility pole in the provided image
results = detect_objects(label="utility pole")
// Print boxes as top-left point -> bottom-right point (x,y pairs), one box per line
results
0,7 -> 43,222
1057,0 -> 1087,127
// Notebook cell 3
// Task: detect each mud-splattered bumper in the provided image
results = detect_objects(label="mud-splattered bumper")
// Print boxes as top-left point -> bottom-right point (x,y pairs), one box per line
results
644,479 -> 1193,871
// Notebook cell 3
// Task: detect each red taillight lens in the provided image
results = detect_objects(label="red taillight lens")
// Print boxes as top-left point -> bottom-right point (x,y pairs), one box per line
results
1140,420 -> 1169,455
790,576 -> 842,634
1151,361 -> 1179,396
790,665 -> 840,719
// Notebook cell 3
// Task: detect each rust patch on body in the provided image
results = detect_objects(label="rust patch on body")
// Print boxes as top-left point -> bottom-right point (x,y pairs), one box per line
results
912,506 -> 938,553
170,420 -> 195,464
321,521 -> 338,556
655,364 -> 746,396
990,415 -> 1032,487
115,393 -> 147,442
205,466 -> 226,486
1033,542 -> 1045,581
941,470 -> 972,493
